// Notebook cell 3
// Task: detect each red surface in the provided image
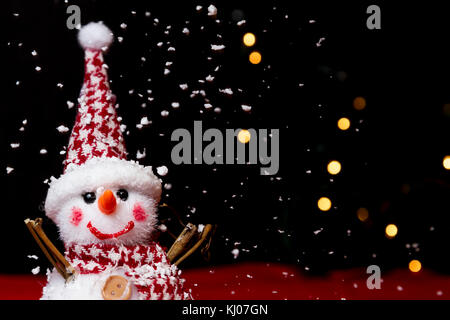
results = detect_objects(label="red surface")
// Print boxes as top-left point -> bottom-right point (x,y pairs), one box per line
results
1,263 -> 449,300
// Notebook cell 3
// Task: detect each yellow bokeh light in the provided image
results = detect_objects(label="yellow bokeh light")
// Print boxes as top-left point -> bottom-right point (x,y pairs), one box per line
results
337,117 -> 351,131
327,160 -> 342,175
409,260 -> 422,273
385,224 -> 398,239
243,33 -> 256,47
318,197 -> 332,212
357,208 -> 369,222
238,129 -> 251,144
353,97 -> 366,110
443,156 -> 450,170
249,51 -> 262,64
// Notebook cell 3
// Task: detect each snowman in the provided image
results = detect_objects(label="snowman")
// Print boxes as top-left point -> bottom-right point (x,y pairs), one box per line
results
40,22 -> 191,300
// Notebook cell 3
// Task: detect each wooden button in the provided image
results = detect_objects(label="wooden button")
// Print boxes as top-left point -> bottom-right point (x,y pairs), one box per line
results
102,275 -> 131,300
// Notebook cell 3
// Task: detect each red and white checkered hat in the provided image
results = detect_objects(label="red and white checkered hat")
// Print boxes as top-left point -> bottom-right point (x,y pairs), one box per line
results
65,22 -> 126,170
45,22 -> 161,221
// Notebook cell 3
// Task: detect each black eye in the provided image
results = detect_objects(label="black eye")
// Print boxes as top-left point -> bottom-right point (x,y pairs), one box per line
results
83,192 -> 96,204
116,189 -> 128,201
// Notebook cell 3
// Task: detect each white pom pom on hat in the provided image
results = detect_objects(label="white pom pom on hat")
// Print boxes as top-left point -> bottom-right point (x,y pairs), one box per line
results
78,21 -> 113,51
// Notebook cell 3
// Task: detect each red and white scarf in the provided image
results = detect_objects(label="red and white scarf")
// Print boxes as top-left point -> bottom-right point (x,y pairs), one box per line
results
65,242 -> 191,300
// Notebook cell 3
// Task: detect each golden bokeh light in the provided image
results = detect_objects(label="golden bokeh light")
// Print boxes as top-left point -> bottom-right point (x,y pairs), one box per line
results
237,129 -> 251,144
357,208 -> 369,222
318,197 -> 332,212
409,260 -> 422,273
443,156 -> 450,170
249,51 -> 262,64
327,160 -> 342,175
243,33 -> 256,47
337,117 -> 351,131
385,224 -> 398,239
353,96 -> 366,110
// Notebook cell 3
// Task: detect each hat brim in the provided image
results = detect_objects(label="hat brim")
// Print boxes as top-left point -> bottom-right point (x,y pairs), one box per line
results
45,157 -> 162,222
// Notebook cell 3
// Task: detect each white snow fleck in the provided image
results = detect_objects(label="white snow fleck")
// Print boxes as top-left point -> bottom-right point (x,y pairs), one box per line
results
316,37 -> 326,47
56,125 -> 69,133
31,50 -> 37,56
182,27 -> 190,35
167,47 -> 176,52
219,88 -> 233,95
196,5 -> 202,11
198,224 -> 205,233
145,11 -> 151,17
231,248 -> 239,259
205,75 -> 215,82
31,266 -> 40,275
35,66 -> 41,71
136,148 -> 146,160
6,167 -> 14,174
237,20 -> 246,26
214,107 -> 221,113
313,228 -> 323,235
179,83 -> 188,90
140,117 -> 151,126
309,20 -> 316,24
241,104 -> 252,112
164,68 -> 171,75
10,143 -> 20,149
40,149 -> 47,155
120,124 -> 127,132
171,102 -> 180,109
207,4 -> 217,16
161,110 -> 169,117
136,124 -> 143,129
211,44 -> 225,51
159,224 -> 167,232
27,255 -> 38,260
157,166 -> 168,176
204,103 -> 213,109
157,42 -> 163,47
120,23 -> 127,29
164,183 -> 172,190
66,101 -> 75,109
397,285 -> 403,291
117,36 -> 123,43
59,150 -> 66,155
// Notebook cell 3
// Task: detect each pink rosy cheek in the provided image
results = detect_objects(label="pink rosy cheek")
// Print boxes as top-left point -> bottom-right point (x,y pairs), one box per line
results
70,207 -> 83,226
133,203 -> 147,222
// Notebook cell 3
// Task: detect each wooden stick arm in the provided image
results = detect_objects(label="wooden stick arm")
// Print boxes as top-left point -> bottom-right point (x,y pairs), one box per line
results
24,218 -> 77,282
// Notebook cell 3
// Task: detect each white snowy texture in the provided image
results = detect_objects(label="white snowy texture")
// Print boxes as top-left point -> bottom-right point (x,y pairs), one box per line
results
78,22 -> 114,51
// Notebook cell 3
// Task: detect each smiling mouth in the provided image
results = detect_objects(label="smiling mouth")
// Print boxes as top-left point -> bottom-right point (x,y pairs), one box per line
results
87,221 -> 135,240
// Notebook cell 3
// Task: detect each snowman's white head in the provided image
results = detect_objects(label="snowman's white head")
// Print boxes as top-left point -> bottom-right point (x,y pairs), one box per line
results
45,157 -> 162,246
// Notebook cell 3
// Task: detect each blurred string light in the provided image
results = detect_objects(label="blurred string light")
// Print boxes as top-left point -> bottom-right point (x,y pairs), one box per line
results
237,129 -> 251,144
353,96 -> 366,110
409,259 -> 422,273
327,160 -> 341,175
317,197 -> 332,211
385,224 -> 398,239
337,117 -> 351,131
243,32 -> 256,47
443,155 -> 450,170
249,51 -> 262,64
357,207 -> 369,222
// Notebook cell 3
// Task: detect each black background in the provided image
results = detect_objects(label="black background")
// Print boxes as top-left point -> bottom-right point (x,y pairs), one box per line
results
3,1 -> 450,276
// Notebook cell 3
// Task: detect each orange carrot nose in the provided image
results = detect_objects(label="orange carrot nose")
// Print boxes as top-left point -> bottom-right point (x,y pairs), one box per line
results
98,189 -> 117,215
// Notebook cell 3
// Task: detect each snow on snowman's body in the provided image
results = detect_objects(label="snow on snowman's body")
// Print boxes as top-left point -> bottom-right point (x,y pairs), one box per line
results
42,267 -> 138,300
